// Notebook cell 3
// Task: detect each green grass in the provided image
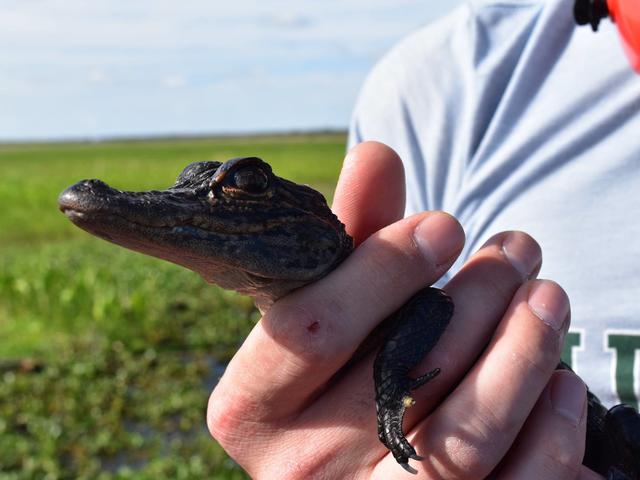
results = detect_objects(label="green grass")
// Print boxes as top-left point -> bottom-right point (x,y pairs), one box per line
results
0,241 -> 257,360
0,133 -> 346,479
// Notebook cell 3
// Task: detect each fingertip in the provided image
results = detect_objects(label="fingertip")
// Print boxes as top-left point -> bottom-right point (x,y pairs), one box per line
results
412,211 -> 465,269
334,141 -> 406,245
527,279 -> 571,333
478,231 -> 542,281
500,231 -> 542,280
345,141 -> 403,166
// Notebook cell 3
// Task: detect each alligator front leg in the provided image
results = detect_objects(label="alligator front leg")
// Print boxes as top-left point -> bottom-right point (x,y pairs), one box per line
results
373,287 -> 453,474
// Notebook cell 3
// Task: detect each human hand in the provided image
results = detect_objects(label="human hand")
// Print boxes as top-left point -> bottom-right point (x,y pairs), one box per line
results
207,141 -> 601,479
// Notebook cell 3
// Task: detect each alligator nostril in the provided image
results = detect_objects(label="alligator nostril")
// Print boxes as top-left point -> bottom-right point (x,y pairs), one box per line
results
57,179 -> 111,211
58,185 -> 80,211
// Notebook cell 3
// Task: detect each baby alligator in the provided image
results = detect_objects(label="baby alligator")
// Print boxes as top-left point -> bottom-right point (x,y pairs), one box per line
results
58,156 -> 640,477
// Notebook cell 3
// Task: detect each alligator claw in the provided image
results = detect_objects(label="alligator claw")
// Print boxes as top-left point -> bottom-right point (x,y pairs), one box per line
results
410,368 -> 441,391
400,462 -> 418,475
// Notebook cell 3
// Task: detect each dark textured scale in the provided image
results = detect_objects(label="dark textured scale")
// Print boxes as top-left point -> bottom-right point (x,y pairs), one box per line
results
372,287 -> 453,473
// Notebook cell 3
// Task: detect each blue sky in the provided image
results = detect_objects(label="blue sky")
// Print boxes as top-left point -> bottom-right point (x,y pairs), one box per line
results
0,0 -> 463,141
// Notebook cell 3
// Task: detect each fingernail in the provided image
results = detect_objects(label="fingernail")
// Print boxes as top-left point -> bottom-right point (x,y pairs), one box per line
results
527,280 -> 570,332
502,232 -> 541,280
413,213 -> 465,268
550,371 -> 587,426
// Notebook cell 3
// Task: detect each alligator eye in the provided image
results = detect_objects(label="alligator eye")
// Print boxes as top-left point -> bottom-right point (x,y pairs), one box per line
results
233,167 -> 269,194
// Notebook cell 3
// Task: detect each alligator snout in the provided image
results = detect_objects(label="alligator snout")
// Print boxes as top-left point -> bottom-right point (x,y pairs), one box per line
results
58,179 -> 113,214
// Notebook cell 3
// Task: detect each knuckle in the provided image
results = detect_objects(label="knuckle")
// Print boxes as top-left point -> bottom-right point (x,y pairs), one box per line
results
428,415 -> 505,478
207,387 -> 286,479
206,383 -> 261,448
433,437 -> 496,478
206,387 -> 241,444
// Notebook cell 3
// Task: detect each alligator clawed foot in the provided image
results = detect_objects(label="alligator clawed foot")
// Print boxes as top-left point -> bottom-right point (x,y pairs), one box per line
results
372,287 -> 454,473
375,368 -> 441,474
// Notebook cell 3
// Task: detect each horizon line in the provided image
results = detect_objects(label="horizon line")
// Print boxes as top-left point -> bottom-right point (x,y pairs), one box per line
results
0,128 -> 349,148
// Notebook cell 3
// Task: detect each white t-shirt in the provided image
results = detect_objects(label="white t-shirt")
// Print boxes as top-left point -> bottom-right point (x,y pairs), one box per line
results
349,0 -> 640,409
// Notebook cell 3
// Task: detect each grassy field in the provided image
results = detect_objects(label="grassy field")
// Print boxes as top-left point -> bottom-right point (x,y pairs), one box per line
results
0,133 -> 346,479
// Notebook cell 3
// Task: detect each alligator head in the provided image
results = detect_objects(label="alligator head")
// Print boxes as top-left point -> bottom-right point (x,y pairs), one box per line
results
58,157 -> 353,309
